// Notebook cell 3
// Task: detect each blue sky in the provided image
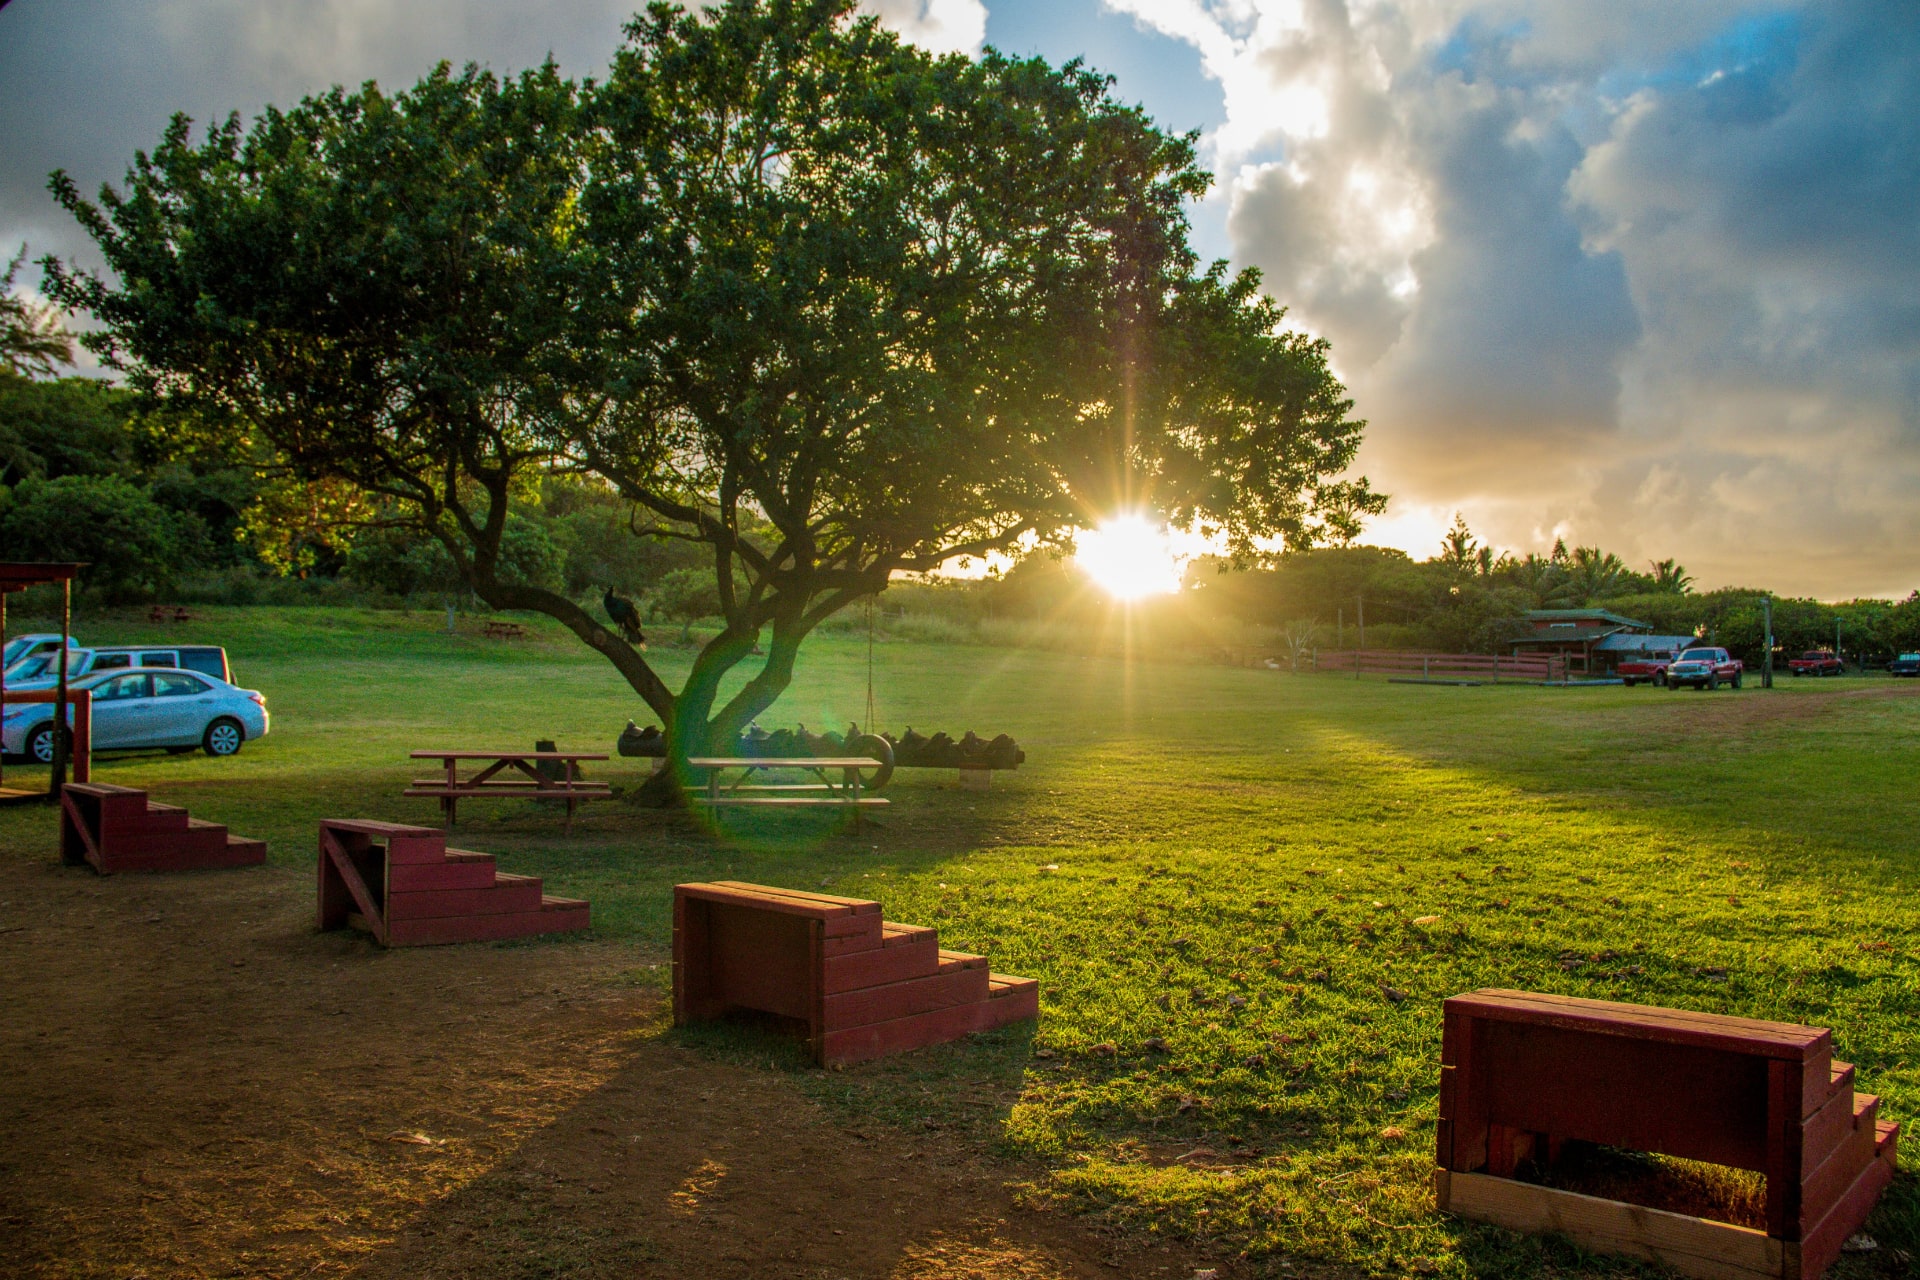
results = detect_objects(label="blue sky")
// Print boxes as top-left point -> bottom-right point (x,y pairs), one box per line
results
1,0 -> 1915,597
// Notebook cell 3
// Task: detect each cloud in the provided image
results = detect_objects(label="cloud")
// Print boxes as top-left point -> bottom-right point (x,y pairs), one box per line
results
1100,0 -> 1920,597
860,0 -> 987,56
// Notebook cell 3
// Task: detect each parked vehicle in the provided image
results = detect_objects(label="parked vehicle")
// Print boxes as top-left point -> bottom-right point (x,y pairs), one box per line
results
1,667 -> 269,761
4,644 -> 232,689
1,634 -> 79,669
1789,649 -> 1844,677
1666,647 -> 1743,690
1889,653 -> 1920,678
1617,649 -> 1678,687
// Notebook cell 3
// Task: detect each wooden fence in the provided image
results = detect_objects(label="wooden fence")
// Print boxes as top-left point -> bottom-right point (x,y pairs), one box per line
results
1311,649 -> 1565,682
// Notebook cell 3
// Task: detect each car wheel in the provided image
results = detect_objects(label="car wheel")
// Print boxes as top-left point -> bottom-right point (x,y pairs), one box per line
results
1731,672 -> 1742,689
1622,677 -> 1636,687
1792,669 -> 1803,677
1707,675 -> 1720,691
1656,674 -> 1668,687
202,717 -> 245,757
26,723 -> 55,764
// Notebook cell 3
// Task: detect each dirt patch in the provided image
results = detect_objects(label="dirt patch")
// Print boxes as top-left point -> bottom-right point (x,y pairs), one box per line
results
1641,678 -> 1919,738
0,837 -> 1229,1279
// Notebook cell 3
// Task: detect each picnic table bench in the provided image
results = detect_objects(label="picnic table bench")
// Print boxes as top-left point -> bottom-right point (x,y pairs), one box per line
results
481,620 -> 527,639
687,756 -> 889,825
147,604 -> 194,623
1437,988 -> 1897,1280
403,749 -> 611,833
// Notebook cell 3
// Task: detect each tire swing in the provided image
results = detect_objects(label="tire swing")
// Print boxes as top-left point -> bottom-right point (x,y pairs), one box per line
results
845,596 -> 895,792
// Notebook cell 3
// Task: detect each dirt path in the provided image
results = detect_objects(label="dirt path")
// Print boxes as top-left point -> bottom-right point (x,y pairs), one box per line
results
0,841 -> 1227,1279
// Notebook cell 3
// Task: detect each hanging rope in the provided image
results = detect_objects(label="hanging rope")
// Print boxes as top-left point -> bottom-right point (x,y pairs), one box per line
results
864,594 -> 877,735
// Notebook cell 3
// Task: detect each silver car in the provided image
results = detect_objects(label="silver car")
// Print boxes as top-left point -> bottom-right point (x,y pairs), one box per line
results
2,667 -> 270,761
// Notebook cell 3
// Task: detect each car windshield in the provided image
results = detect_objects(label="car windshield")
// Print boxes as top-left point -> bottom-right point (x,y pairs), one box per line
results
1903,654 -> 1920,663
1678,649 -> 1718,661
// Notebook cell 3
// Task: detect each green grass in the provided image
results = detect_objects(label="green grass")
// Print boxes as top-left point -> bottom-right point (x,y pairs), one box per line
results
3,605 -> 1916,1277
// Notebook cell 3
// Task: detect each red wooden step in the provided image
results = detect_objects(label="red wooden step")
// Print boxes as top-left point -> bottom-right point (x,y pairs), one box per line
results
390,855 -> 499,891
386,897 -> 589,946
1801,1093 -> 1882,1229
980,973 -> 1040,1026
824,955 -> 992,1029
1803,1071 -> 1865,1175
138,802 -> 192,832
1797,1121 -> 1898,1279
824,931 -> 941,992
385,832 -> 454,864
386,872 -> 546,921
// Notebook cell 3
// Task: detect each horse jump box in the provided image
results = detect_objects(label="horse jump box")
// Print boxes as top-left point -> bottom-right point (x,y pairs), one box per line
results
60,782 -> 265,873
317,819 -> 588,946
673,881 -> 1037,1066
1436,989 -> 1897,1280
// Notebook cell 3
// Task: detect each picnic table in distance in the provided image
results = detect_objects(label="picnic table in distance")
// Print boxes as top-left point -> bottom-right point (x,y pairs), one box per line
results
404,749 -> 611,833
687,756 -> 890,823
148,605 -> 195,623
481,620 -> 527,639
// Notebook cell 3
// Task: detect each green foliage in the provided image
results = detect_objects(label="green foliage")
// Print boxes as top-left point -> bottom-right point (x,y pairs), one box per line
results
0,473 -> 207,591
0,370 -> 136,484
47,0 -> 1377,759
650,566 -> 724,640
0,245 -> 72,377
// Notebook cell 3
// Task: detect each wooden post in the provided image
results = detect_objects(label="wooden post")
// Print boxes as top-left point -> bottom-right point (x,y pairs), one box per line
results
49,578 -> 70,798
1357,597 -> 1365,680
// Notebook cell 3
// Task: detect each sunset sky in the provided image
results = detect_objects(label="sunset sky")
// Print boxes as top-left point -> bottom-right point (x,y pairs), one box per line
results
2,0 -> 1914,598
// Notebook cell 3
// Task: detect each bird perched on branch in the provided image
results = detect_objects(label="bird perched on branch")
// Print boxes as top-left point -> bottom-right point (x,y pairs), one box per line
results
602,588 -> 646,646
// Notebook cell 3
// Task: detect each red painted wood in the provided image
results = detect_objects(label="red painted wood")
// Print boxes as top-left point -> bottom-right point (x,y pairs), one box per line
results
388,858 -> 498,891
1446,989 -> 1829,1063
319,827 -> 387,945
386,875 -> 545,920
709,880 -> 881,915
1796,1123 -> 1898,1280
824,930 -> 883,957
320,818 -> 441,839
981,974 -> 1039,1024
1766,1058 -> 1806,1238
384,833 -> 453,864
1800,1093 -> 1879,1232
706,902 -> 814,1020
824,959 -> 992,1029
386,907 -> 586,946
1480,1018 -> 1772,1172
823,936 -> 941,993
1804,1082 -> 1869,1177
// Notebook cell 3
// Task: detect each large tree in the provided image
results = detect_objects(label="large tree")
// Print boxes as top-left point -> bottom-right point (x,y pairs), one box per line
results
48,0 -> 1380,785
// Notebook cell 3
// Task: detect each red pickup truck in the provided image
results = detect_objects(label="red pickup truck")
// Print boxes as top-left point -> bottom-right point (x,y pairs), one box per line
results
1789,649 -> 1844,677
1665,646 -> 1744,690
1617,649 -> 1679,687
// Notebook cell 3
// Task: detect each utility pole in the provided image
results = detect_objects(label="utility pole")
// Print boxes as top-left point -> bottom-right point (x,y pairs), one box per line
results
1337,606 -> 1343,651
1836,618 -> 1843,671
1762,597 -> 1774,689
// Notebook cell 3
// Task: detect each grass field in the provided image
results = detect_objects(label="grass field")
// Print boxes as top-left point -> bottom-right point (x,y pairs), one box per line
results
2,605 -> 1915,1278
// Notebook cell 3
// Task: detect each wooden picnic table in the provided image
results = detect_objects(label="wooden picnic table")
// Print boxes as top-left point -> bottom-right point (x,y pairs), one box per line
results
404,749 -> 611,833
687,756 -> 890,825
481,620 -> 527,639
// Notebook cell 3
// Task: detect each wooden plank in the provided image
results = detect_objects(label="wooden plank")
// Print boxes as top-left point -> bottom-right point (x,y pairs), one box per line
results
1447,990 -> 1826,1061
387,908 -> 585,946
1480,1018 -> 1772,1171
404,781 -> 612,793
705,881 -> 882,914
706,902 -> 814,1020
688,756 -> 882,769
978,973 -> 1039,1025
386,876 -> 546,920
409,750 -> 610,760
319,827 -> 386,946
389,858 -> 499,892
677,882 -> 867,923
1803,1084 -> 1867,1177
1442,1171 -> 1783,1280
1794,1124 -> 1897,1280
321,818 -> 441,839
1799,1093 -> 1878,1234
823,935 -> 941,992
1766,1059 -> 1807,1238
824,960 -> 992,1030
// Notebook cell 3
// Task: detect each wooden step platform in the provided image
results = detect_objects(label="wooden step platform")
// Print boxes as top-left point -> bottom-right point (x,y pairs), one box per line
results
1437,988 -> 1898,1280
59,782 -> 265,874
673,880 -> 1037,1067
317,819 -> 589,947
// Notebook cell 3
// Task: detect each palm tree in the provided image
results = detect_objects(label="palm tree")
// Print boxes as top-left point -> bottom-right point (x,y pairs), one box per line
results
1566,546 -> 1629,603
1,246 -> 72,377
1650,558 -> 1693,594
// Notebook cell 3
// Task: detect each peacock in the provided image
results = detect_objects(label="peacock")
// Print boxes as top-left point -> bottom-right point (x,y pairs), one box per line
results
602,587 -> 646,646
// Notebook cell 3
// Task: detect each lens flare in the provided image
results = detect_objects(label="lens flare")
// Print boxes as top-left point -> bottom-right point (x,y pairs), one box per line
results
1074,516 -> 1184,601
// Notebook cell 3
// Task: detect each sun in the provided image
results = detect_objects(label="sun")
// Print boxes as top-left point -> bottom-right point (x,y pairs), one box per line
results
1074,515 -> 1185,601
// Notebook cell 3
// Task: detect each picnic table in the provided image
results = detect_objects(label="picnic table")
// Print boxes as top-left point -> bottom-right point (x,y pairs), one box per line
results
148,605 -> 194,624
403,749 -> 611,833
481,620 -> 527,639
687,756 -> 890,825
